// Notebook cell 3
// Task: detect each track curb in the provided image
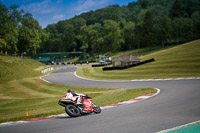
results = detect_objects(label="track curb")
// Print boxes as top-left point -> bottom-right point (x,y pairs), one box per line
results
101,88 -> 160,109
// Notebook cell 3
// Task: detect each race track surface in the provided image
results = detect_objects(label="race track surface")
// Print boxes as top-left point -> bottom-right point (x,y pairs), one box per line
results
1,65 -> 200,133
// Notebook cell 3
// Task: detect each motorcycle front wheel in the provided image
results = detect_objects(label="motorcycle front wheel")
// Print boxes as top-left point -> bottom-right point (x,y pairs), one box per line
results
65,105 -> 81,117
92,103 -> 101,114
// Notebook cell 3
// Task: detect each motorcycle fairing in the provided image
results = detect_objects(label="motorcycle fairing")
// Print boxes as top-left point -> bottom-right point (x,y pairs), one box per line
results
83,98 -> 93,112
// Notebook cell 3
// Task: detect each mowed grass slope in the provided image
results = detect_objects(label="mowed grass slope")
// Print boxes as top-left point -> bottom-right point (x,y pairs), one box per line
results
77,40 -> 200,80
0,55 -> 156,123
0,55 -> 48,84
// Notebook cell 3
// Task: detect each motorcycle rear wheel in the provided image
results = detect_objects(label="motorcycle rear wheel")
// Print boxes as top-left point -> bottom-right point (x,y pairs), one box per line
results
65,105 -> 81,117
92,103 -> 101,114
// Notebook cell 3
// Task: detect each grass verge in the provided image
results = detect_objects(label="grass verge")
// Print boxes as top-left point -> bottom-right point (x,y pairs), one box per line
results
76,40 -> 200,80
0,77 -> 156,123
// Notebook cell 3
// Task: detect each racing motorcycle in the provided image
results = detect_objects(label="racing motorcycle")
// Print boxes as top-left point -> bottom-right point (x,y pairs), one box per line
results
58,93 -> 101,117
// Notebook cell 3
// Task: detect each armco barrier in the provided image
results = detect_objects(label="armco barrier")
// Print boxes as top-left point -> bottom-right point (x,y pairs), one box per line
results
41,67 -> 54,73
102,58 -> 155,71
92,63 -> 112,67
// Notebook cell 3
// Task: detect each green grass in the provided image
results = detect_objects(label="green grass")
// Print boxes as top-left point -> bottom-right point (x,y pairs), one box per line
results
76,40 -> 200,80
166,122 -> 200,133
0,78 -> 156,123
108,46 -> 162,58
0,55 -> 49,84
0,55 -> 156,123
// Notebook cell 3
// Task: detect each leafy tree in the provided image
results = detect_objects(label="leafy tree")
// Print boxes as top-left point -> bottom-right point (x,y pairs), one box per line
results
142,11 -> 154,47
39,0 -> 200,55
170,0 -> 183,18
0,38 -> 7,53
181,0 -> 200,18
122,21 -> 136,50
135,24 -> 143,49
2,5 -> 21,54
18,13 -> 43,55
150,5 -> 172,48
0,3 -> 8,39
172,17 -> 193,43
191,11 -> 200,38
79,23 -> 103,54
72,17 -> 86,34
103,20 -> 124,52
42,24 -> 59,52
0,3 -> 47,55
62,24 -> 76,52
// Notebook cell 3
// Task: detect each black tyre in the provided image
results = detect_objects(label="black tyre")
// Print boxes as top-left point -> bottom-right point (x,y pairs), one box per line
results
65,105 -> 81,117
92,103 -> 101,114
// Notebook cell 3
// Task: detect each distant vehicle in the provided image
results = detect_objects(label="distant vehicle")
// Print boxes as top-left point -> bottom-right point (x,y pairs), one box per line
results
98,55 -> 112,64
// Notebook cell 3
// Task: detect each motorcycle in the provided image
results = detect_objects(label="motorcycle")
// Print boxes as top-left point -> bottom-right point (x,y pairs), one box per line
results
58,93 -> 101,117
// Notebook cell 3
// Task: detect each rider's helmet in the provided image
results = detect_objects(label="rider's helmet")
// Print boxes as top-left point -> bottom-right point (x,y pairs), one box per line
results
67,89 -> 74,93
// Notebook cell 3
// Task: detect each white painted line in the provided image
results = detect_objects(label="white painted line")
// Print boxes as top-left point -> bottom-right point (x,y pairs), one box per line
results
136,96 -> 151,99
119,101 -> 137,104
74,71 -> 131,82
156,120 -> 200,133
131,77 -> 200,82
40,76 -> 51,83
101,106 -> 116,109
49,114 -> 68,118
74,71 -> 200,82
0,121 -> 29,127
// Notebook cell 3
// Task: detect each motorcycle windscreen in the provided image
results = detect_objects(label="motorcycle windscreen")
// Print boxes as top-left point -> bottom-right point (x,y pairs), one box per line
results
83,99 -> 93,112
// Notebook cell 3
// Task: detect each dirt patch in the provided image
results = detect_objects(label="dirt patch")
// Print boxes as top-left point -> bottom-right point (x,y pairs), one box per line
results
0,94 -> 13,99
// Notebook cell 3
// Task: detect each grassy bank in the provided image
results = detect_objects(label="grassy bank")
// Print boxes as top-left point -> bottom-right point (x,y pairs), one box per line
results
76,40 -> 200,80
0,55 -> 156,123
0,55 -> 49,84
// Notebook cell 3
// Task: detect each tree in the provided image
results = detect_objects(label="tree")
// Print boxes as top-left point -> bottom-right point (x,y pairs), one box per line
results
103,20 -> 124,52
0,3 -> 8,38
191,11 -> 200,38
72,17 -> 86,34
181,0 -> 200,18
0,38 -> 7,53
122,21 -> 136,50
170,0 -> 182,18
18,13 -> 43,55
38,0 -> 200,55
79,23 -> 103,54
142,11 -> 154,47
2,4 -> 21,54
172,17 -> 193,43
62,24 -> 76,52
149,5 -> 172,48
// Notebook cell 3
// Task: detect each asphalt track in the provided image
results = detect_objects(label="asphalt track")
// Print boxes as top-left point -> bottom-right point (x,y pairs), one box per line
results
1,65 -> 200,133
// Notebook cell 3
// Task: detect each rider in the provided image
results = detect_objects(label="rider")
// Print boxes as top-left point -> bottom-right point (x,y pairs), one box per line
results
65,89 -> 84,104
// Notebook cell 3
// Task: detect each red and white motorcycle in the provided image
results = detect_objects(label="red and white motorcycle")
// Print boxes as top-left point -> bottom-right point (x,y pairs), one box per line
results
58,93 -> 101,117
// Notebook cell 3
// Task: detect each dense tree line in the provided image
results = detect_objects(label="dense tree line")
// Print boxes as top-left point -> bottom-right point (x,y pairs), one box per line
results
0,3 -> 47,56
41,0 -> 200,55
1,0 -> 200,56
